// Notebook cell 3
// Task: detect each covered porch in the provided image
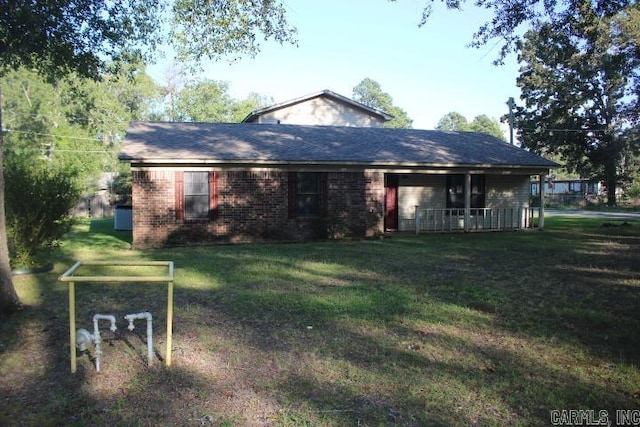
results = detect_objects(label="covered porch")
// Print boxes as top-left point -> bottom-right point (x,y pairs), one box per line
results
414,206 -> 541,233
385,170 -> 549,234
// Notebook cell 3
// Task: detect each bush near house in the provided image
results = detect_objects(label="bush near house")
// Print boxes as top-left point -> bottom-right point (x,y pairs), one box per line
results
5,164 -> 80,267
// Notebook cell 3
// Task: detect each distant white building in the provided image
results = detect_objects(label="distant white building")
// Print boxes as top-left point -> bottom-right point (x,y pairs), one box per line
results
531,177 -> 601,197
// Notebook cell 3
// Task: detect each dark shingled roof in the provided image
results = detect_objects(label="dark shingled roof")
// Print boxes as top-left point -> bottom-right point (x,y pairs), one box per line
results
120,121 -> 557,169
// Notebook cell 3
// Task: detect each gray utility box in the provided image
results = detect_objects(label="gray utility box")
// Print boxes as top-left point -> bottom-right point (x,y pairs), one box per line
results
114,205 -> 132,231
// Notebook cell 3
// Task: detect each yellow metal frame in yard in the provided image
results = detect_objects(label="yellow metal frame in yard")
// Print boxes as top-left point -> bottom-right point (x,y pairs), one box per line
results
58,261 -> 175,373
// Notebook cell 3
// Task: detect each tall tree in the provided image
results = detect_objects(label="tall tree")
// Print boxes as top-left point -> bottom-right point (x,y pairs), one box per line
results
436,111 -> 505,140
231,92 -> 273,123
155,78 -> 271,122
0,0 -> 297,315
514,2 -> 639,206
436,112 -> 469,132
171,0 -> 297,65
2,63 -> 158,193
469,114 -> 506,140
172,80 -> 235,122
1,68 -> 101,177
352,78 -> 413,128
411,0 -> 639,64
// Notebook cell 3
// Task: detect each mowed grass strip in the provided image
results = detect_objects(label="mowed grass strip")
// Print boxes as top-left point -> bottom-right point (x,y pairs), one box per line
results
1,216 -> 639,426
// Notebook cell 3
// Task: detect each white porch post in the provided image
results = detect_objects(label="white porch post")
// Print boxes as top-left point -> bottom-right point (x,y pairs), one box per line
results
464,173 -> 471,232
539,173 -> 545,230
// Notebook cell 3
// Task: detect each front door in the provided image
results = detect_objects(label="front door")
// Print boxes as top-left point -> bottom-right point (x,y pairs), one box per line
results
384,174 -> 399,231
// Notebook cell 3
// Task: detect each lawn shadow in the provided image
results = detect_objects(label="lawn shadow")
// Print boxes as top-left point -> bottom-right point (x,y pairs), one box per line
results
0,270 -> 99,426
165,274 -> 639,425
152,224 -> 639,425
3,216 -> 639,426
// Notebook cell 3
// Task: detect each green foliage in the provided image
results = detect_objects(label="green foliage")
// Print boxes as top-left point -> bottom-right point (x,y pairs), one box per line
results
157,78 -> 271,122
172,80 -> 234,122
352,78 -> 393,111
111,167 -> 132,198
171,0 -> 298,66
415,0 -> 639,64
1,66 -> 155,191
383,104 -> 414,129
2,69 -> 99,182
5,164 -> 80,264
232,92 -> 274,122
0,0 -> 165,79
469,114 -> 505,140
436,111 -> 506,140
628,177 -> 640,199
436,111 -> 468,131
352,78 -> 413,128
2,0 -> 297,79
514,2 -> 640,206
0,0 -> 296,313
418,0 -> 639,204
62,60 -> 160,136
1,64 -> 159,265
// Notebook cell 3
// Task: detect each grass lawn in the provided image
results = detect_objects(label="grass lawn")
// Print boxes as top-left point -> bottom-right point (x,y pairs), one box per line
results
1,216 -> 639,426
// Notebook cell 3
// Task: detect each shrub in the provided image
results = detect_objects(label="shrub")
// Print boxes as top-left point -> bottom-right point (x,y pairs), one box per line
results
5,164 -> 81,265
627,180 -> 640,199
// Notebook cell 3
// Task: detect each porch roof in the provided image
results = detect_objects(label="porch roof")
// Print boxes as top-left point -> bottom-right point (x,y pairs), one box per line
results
120,121 -> 558,170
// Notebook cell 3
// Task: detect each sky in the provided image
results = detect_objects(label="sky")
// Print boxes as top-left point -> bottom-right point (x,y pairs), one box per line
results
147,0 -> 524,132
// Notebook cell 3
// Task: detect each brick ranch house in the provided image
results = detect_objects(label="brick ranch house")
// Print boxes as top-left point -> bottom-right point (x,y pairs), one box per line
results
120,90 -> 557,248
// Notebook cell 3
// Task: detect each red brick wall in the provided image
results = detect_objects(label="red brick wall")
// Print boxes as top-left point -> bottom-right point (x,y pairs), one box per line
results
364,171 -> 385,237
324,171 -> 384,238
132,169 -> 385,248
132,170 -> 176,248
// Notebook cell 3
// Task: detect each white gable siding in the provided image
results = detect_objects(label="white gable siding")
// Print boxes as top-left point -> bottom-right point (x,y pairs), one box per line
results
256,97 -> 385,127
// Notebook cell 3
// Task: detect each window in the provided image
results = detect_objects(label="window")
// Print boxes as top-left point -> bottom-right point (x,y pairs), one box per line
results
175,171 -> 218,220
184,172 -> 210,219
297,172 -> 321,216
288,172 -> 327,218
447,174 -> 486,210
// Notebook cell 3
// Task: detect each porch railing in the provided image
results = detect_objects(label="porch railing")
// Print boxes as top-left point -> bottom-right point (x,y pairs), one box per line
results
414,207 -> 540,234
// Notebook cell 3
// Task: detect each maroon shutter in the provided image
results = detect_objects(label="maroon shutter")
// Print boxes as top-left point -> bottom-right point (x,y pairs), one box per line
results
209,171 -> 218,219
288,172 -> 297,219
175,171 -> 184,220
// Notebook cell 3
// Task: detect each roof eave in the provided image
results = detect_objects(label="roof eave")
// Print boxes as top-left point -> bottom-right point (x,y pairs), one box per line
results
121,157 -> 556,172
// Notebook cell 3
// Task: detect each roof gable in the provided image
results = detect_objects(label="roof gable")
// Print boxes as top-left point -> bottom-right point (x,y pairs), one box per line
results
121,122 -> 558,170
242,89 -> 393,126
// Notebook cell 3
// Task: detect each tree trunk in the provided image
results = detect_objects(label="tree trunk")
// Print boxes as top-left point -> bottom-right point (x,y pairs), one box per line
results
604,157 -> 618,207
0,83 -> 23,317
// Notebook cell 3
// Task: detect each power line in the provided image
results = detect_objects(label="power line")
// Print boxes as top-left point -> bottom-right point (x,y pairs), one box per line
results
519,127 -> 607,133
3,108 -> 131,129
1,128 -> 115,142
55,149 -> 116,153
